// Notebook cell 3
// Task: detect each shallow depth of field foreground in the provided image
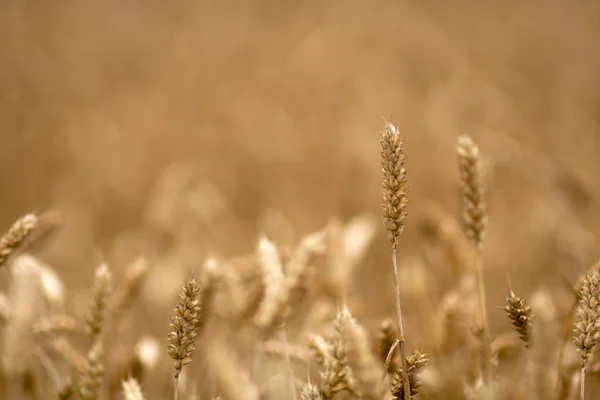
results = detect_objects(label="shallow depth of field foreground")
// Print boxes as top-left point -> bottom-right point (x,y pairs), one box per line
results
1,1 -> 600,399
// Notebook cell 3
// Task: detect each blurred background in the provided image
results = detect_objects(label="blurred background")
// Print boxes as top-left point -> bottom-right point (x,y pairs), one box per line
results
1,0 -> 600,393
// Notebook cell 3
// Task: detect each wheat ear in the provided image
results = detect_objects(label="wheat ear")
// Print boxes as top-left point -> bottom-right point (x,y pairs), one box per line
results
505,290 -> 534,348
457,135 -> 491,383
321,311 -> 359,399
300,382 -> 323,400
110,256 -> 149,322
380,121 -> 411,399
0,213 -> 38,269
167,278 -> 201,400
556,263 -> 598,393
2,255 -> 42,399
85,263 -> 112,343
573,270 -> 600,400
80,340 -> 104,400
122,377 -> 145,400
391,348 -> 430,399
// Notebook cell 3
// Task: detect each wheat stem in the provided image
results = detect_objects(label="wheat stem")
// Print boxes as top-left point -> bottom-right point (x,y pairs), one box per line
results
475,251 -> 491,383
279,329 -> 297,400
392,244 -> 410,400
174,377 -> 180,400
581,364 -> 586,400
556,301 -> 577,393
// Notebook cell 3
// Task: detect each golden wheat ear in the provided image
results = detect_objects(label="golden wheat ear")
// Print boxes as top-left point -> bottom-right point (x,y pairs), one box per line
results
504,290 -> 534,348
391,348 -> 430,400
122,377 -> 145,400
167,278 -> 201,400
110,256 -> 150,322
338,307 -> 386,398
300,382 -> 323,400
456,135 -> 487,251
573,270 -> 600,400
80,340 -> 105,400
85,263 -> 112,344
2,255 -> 42,399
0,213 -> 39,269
380,121 -> 408,246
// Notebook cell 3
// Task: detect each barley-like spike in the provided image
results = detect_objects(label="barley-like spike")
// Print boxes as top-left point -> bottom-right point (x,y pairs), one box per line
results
505,290 -> 534,348
380,122 -> 408,248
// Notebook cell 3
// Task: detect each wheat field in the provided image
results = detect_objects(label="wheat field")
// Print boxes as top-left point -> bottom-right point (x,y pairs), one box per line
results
1,0 -> 600,399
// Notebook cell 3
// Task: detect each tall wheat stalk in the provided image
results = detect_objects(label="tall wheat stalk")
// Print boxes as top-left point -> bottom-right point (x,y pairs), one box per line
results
380,121 -> 410,400
457,135 -> 491,383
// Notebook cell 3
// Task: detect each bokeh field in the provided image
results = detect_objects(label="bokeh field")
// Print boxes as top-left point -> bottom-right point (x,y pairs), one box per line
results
1,1 -> 600,398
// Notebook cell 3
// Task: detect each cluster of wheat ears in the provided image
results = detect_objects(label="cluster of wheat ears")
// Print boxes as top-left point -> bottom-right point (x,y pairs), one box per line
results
0,123 -> 597,400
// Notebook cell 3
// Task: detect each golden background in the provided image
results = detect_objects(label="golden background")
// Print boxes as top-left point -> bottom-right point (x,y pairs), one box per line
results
1,0 -> 599,397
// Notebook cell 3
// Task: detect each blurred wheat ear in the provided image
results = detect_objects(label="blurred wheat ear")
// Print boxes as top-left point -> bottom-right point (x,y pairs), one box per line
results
122,377 -> 145,400
0,213 -> 39,269
300,382 -> 322,400
457,135 -> 491,384
80,340 -> 105,400
85,263 -> 113,344
457,136 -> 487,251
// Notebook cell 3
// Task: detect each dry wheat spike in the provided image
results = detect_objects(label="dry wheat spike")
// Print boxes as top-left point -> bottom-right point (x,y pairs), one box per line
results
167,278 -> 201,399
300,382 -> 323,400
0,213 -> 38,269
122,377 -> 145,400
85,263 -> 112,343
80,340 -> 105,400
505,290 -> 534,348
380,122 -> 408,246
573,270 -> 600,399
391,348 -> 430,399
456,135 -> 487,250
